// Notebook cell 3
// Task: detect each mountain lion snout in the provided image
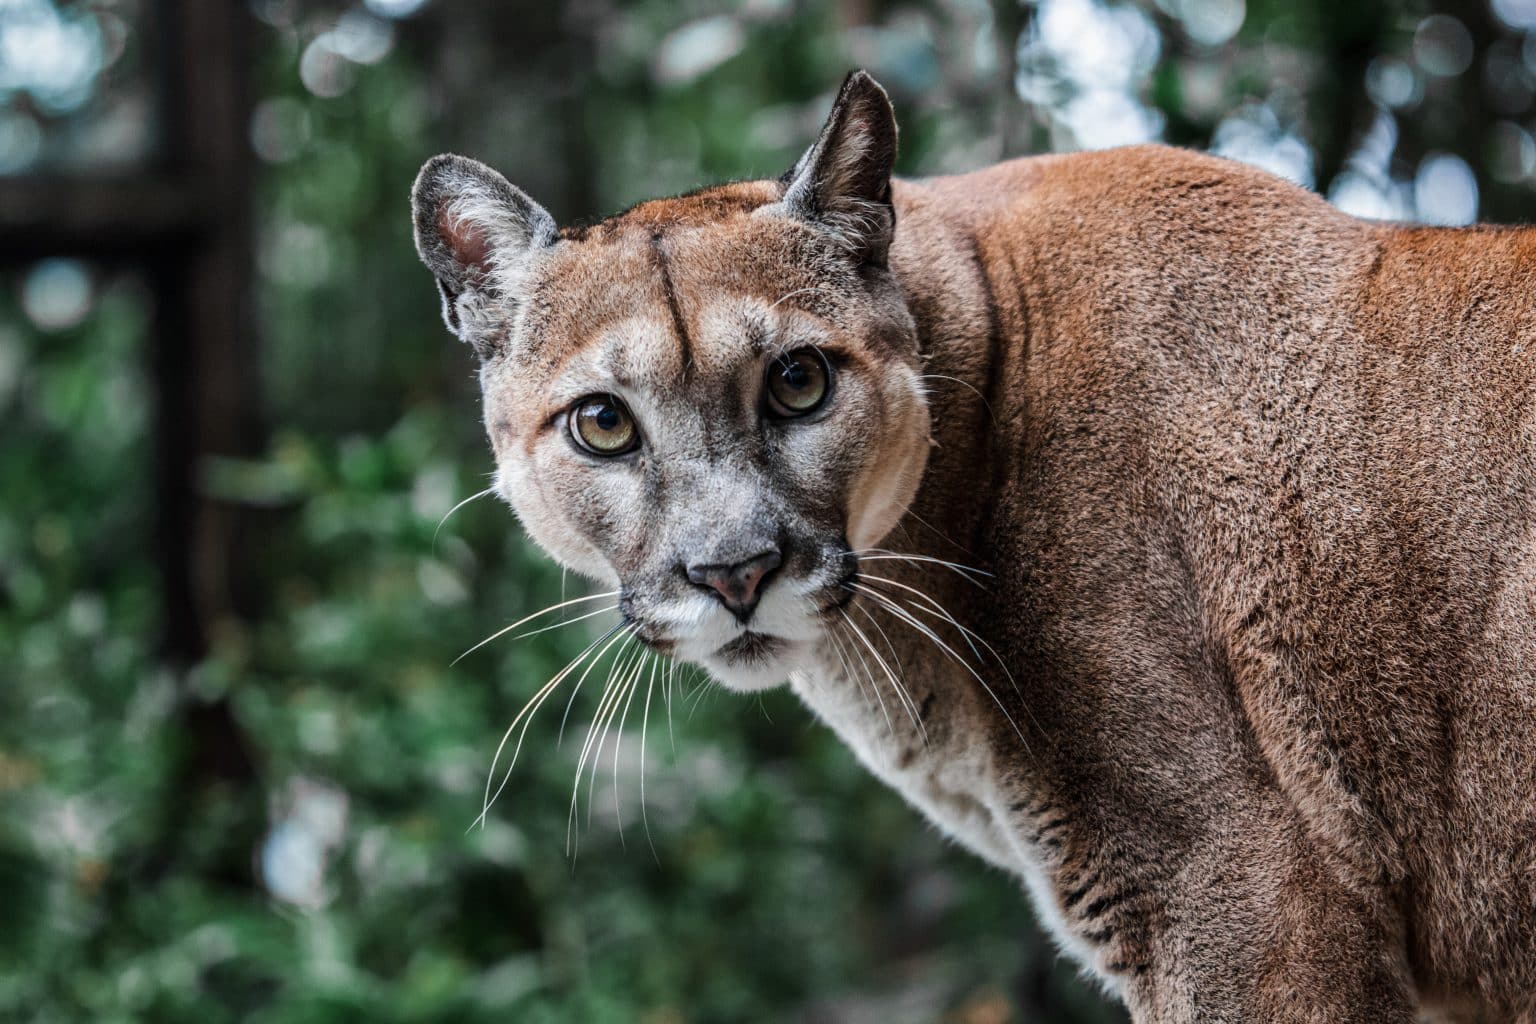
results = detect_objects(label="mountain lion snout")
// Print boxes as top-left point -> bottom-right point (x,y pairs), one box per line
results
685,547 -> 782,622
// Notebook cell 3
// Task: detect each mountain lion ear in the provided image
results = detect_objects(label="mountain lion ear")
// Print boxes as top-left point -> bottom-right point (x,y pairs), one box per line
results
411,153 -> 556,354
778,70 -> 898,265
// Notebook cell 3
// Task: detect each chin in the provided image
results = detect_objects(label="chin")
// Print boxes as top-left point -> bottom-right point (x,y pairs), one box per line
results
691,630 -> 812,693
664,583 -> 829,693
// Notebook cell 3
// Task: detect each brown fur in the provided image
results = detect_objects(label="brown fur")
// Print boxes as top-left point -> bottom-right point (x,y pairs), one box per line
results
413,75 -> 1536,1022
892,145 -> 1536,1022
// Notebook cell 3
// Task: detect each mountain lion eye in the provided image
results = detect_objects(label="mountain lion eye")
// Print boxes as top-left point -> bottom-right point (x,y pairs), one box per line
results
569,395 -> 639,455
766,348 -> 831,418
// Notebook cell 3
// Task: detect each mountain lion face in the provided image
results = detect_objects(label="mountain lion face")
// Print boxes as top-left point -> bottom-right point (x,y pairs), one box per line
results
411,75 -> 929,691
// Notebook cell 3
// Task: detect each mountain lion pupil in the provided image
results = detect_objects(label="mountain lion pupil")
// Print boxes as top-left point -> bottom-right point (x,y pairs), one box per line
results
767,349 -> 829,417
571,395 -> 638,455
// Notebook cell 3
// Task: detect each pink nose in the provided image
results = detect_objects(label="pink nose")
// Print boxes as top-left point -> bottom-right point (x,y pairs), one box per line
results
686,548 -> 782,622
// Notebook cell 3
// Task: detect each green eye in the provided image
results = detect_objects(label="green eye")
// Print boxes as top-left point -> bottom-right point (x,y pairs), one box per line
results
766,348 -> 831,418
570,395 -> 639,455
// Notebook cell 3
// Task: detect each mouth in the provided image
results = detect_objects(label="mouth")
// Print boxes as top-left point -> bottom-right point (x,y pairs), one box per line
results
716,631 -> 784,665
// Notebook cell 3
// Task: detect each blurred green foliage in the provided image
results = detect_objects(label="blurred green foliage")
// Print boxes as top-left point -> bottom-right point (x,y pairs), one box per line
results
5,0 -> 1536,1020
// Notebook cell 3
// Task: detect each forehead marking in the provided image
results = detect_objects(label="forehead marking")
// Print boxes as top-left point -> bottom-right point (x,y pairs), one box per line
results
647,229 -> 694,381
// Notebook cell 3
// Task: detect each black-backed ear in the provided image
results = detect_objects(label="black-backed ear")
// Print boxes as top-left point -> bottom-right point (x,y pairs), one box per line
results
779,70 -> 898,265
411,153 -> 556,355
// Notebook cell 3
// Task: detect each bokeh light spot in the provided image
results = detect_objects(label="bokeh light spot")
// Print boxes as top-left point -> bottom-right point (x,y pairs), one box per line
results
250,96 -> 313,163
1414,152 -> 1479,225
1492,0 -> 1536,31
364,0 -> 430,19
1413,15 -> 1474,78
21,259 -> 93,331
1366,56 -> 1419,109
654,15 -> 746,85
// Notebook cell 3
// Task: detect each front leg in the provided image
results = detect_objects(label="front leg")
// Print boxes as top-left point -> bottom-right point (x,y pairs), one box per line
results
1063,803 -> 1419,1023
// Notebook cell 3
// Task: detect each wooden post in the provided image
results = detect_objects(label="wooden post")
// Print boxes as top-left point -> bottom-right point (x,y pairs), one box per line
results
155,0 -> 262,663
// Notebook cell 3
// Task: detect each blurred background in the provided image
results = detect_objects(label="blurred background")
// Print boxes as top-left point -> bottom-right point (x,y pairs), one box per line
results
1,0 -> 1532,1021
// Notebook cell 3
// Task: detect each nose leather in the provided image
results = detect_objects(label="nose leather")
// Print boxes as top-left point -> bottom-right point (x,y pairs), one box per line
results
686,548 -> 782,621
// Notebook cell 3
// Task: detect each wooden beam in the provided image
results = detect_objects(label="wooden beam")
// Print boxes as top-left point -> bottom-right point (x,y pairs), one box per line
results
0,175 -> 210,262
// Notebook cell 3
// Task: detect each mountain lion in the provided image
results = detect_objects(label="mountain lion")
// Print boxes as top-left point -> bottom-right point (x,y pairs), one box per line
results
411,72 -> 1536,1022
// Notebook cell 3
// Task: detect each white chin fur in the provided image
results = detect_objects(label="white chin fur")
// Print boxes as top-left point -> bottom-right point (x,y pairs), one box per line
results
699,651 -> 798,693
668,582 -> 824,693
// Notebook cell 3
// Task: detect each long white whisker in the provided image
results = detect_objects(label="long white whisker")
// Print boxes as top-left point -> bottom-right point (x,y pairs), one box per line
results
639,653 -> 661,863
453,590 -> 621,665
845,550 -> 992,586
588,646 -> 648,834
504,602 -> 617,642
608,651 -> 650,846
473,621 -> 628,830
844,613 -> 895,735
664,658 -> 678,753
837,609 -> 896,738
856,572 -> 986,662
876,578 -> 1021,694
857,574 -> 1044,754
917,373 -> 994,419
856,572 -> 1035,740
571,637 -> 641,788
902,508 -> 972,555
568,635 -> 642,855
685,671 -> 715,720
823,617 -> 874,714
556,627 -> 636,745
434,487 -> 494,547
850,601 -> 927,743
851,582 -> 1032,754
805,595 -> 874,714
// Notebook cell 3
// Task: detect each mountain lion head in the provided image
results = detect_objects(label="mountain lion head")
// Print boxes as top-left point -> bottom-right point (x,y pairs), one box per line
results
411,73 -> 930,691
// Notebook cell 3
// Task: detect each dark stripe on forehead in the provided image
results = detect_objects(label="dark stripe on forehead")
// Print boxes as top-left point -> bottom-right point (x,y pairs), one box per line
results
648,230 -> 693,379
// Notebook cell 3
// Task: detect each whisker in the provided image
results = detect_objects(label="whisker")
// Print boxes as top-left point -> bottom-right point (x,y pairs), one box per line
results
433,487 -> 495,548
837,609 -> 897,738
804,595 -> 873,715
473,620 -> 629,830
845,614 -> 896,736
664,658 -> 678,753
901,508 -> 973,556
587,646 -> 648,834
568,635 -> 644,854
685,672 -> 715,720
857,572 -> 1025,702
856,573 -> 1046,751
844,549 -> 992,586
767,285 -> 831,311
639,653 -> 661,863
557,628 -> 636,745
453,590 -> 621,665
855,572 -> 984,660
823,617 -> 875,715
850,601 -> 928,743
850,582 -> 1032,755
917,373 -> 994,419
607,650 -> 651,846
505,602 -> 619,642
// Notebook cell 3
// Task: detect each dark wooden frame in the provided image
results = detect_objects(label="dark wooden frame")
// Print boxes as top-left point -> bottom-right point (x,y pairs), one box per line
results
0,0 -> 260,667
